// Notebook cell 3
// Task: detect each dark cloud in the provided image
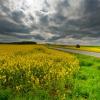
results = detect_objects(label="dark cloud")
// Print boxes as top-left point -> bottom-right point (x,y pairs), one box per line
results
0,0 -> 100,45
33,34 -> 45,40
11,10 -> 25,23
0,18 -> 31,34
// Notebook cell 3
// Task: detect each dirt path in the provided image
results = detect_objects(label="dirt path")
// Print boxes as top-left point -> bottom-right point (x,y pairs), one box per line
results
54,48 -> 100,58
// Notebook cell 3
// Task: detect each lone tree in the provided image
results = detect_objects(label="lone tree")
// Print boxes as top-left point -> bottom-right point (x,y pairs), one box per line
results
76,44 -> 80,48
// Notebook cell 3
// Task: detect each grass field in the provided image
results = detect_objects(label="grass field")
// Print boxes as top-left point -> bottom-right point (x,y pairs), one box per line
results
0,45 -> 79,100
72,54 -> 100,100
0,44 -> 100,100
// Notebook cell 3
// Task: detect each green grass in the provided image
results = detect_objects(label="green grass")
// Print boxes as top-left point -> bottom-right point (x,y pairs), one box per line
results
72,54 -> 100,100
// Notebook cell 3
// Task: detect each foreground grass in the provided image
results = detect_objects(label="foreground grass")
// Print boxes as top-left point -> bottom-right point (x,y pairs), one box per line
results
72,54 -> 100,100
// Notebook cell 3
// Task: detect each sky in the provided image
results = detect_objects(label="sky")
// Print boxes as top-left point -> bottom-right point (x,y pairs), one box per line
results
0,0 -> 100,45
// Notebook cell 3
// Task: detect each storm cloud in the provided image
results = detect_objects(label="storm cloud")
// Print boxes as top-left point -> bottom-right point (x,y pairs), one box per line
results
0,0 -> 100,45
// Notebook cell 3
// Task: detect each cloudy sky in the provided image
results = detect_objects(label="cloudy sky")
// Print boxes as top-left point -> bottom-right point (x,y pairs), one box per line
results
0,0 -> 100,45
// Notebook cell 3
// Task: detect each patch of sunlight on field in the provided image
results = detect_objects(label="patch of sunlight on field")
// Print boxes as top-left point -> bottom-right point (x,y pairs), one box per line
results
47,44 -> 100,53
0,44 -> 79,100
77,47 -> 100,53
65,46 -> 100,53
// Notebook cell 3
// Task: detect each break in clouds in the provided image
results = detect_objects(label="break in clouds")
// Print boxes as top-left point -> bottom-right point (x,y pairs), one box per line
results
0,0 -> 100,45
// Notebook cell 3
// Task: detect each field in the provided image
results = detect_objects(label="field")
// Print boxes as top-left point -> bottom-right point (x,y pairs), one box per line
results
47,44 -> 100,53
73,54 -> 100,100
64,46 -> 100,53
0,44 -> 100,100
0,45 -> 79,100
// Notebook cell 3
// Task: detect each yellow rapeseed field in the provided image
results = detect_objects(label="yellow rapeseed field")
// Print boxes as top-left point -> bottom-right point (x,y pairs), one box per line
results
65,46 -> 100,53
79,47 -> 100,53
0,44 -> 79,99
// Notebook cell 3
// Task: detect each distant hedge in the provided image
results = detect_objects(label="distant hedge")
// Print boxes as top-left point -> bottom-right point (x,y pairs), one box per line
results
0,41 -> 37,45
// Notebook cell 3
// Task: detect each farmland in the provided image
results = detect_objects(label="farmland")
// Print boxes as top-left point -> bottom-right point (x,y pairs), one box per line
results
47,44 -> 100,53
64,46 -> 100,53
49,45 -> 100,99
0,44 -> 79,100
0,44 -> 100,100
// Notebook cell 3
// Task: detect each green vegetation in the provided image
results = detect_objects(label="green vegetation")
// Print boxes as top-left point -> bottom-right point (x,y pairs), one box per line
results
0,45 -> 79,100
72,54 -> 100,100
0,45 -> 100,100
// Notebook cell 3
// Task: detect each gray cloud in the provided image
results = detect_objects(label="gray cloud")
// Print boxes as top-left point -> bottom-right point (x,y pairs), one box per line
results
0,0 -> 100,45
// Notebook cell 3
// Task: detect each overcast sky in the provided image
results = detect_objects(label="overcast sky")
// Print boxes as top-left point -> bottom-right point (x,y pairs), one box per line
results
0,0 -> 100,45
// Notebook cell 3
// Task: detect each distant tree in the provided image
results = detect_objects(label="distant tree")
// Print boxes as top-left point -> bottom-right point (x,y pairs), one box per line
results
76,44 -> 80,48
